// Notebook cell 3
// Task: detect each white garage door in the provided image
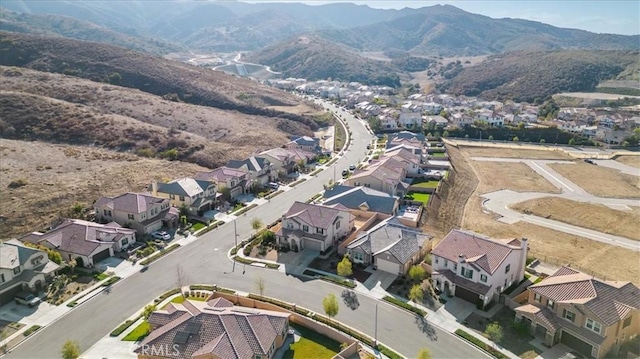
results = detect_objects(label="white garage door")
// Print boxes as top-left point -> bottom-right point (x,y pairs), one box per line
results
304,238 -> 323,251
376,258 -> 400,274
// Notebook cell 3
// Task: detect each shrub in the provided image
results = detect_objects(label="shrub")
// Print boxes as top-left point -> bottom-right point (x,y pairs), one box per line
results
155,288 -> 180,303
8,178 -> 28,188
319,275 -> 355,288
382,296 -> 427,317
110,317 -> 140,337
455,329 -> 509,359
378,344 -> 404,359
23,325 -> 41,337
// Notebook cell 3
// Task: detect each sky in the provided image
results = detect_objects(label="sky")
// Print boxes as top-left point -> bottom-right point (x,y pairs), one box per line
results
250,0 -> 640,35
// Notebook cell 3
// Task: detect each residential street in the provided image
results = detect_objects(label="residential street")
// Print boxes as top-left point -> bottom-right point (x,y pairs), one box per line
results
5,99 -> 487,359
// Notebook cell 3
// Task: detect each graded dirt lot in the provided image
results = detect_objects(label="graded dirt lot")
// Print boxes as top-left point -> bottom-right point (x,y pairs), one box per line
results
548,162 -> 640,198
471,161 -> 560,194
511,197 -> 640,241
461,146 -> 572,160
0,139 -> 208,239
616,155 -> 640,169
433,145 -> 640,284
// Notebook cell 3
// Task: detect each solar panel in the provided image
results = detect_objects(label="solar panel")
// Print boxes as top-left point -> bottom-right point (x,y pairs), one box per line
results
174,331 -> 190,344
185,322 -> 202,334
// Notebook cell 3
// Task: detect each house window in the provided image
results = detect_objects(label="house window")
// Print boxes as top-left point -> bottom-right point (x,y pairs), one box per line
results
170,194 -> 175,200
128,214 -> 135,220
353,252 -> 364,261
435,258 -> 439,264
480,274 -> 487,282
453,263 -> 457,271
13,267 -> 20,275
444,260 -> 448,268
504,278 -> 508,287
563,309 -> 576,323
122,238 -> 129,246
179,196 -> 185,202
302,225 -> 309,233
505,264 -> 511,273
316,228 -> 325,235
335,221 -> 340,229
461,268 -> 473,279
534,293 -> 541,302
585,318 -> 601,334
287,222 -> 293,229
547,299 -> 555,309
623,316 -> 632,328
0,273 -> 5,283
31,257 -> 42,266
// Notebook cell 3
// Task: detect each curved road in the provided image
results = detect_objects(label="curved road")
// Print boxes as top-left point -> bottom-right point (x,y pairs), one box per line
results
6,100 -> 485,359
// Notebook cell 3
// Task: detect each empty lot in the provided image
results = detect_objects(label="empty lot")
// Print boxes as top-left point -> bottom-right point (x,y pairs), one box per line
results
616,155 -> 640,169
548,162 -> 640,198
472,161 -> 560,194
461,146 -> 572,160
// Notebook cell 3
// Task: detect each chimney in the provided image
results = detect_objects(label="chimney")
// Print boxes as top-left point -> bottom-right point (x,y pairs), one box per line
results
151,181 -> 158,196
457,254 -> 466,264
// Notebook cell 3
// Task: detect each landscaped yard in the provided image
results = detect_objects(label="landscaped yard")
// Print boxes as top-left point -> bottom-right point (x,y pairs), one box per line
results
404,192 -> 431,205
283,323 -> 341,359
191,222 -> 206,232
122,320 -> 150,342
430,152 -> 447,158
410,179 -> 440,188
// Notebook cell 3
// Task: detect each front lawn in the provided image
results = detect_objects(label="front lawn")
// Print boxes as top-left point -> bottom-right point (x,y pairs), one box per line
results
430,152 -> 447,158
191,222 -> 206,232
122,320 -> 150,342
283,323 -> 341,359
410,179 -> 440,188
404,192 -> 431,205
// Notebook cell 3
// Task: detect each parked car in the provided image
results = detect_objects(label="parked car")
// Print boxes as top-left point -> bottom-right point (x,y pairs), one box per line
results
150,231 -> 171,241
342,169 -> 349,177
268,182 -> 280,190
584,159 -> 595,165
349,164 -> 356,171
15,292 -> 41,307
127,242 -> 146,256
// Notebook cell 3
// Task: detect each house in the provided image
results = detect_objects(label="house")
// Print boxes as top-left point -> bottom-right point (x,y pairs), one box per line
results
323,185 -> 399,215
226,156 -> 275,187
431,229 -> 528,309
515,267 -> 640,358
19,219 -> 135,268
476,110 -> 504,127
450,113 -> 474,128
423,102 -> 443,115
0,239 -> 59,305
194,167 -> 249,200
136,297 -> 290,359
398,112 -> 422,130
388,131 -> 426,144
346,218 -> 430,275
94,192 -> 173,236
259,148 -> 297,177
285,136 -> 322,154
425,115 -> 449,129
345,157 -> 410,196
150,178 -> 220,217
383,148 -> 421,175
276,202 -> 354,252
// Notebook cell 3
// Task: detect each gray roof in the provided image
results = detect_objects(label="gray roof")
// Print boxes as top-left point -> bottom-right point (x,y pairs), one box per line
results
348,219 -> 430,264
195,167 -> 247,182
289,136 -> 320,147
227,156 -> 270,172
0,239 -> 43,270
284,201 -> 346,230
323,185 -> 398,215
155,178 -> 214,197
94,192 -> 167,214
389,131 -> 425,142
138,297 -> 289,359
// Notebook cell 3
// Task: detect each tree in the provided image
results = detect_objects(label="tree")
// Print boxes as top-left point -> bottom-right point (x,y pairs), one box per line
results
251,218 -> 263,233
180,215 -> 188,228
408,284 -> 424,304
336,256 -> 353,277
322,293 -> 339,318
142,304 -> 157,319
568,138 -> 576,146
61,340 -> 80,359
442,130 -> 450,138
488,135 -> 494,141
255,276 -> 266,297
175,265 -> 189,296
512,136 -> 519,142
485,322 -> 504,344
48,250 -> 63,265
417,347 -> 432,359
408,265 -> 426,282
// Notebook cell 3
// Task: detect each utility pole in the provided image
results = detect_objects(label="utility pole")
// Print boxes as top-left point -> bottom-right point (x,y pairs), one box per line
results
232,220 -> 238,273
374,303 -> 378,347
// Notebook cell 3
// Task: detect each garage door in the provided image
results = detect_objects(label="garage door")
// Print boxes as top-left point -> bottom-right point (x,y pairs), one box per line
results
92,248 -> 111,264
560,331 -> 593,357
455,285 -> 481,305
376,258 -> 400,274
304,238 -> 323,251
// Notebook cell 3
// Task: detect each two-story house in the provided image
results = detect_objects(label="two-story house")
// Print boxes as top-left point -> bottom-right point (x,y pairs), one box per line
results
150,178 -> 219,217
194,167 -> 249,200
431,229 -> 528,309
475,110 -> 505,127
94,192 -> 172,236
276,202 -> 354,252
19,219 -> 136,268
383,148 -> 421,175
398,112 -> 423,130
515,267 -> 640,358
345,157 -> 410,196
226,156 -> 275,187
450,112 -> 474,128
285,136 -> 322,154
0,239 -> 59,305
323,185 -> 399,216
259,147 -> 297,178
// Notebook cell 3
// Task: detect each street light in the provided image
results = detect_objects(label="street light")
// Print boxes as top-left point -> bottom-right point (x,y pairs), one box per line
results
479,130 -> 482,141
374,303 -> 378,347
232,220 -> 239,273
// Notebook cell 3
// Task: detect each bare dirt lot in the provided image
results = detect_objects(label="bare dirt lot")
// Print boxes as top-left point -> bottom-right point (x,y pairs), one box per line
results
511,197 -> 640,241
471,161 -> 560,194
433,145 -> 640,284
616,155 -> 640,169
548,162 -> 640,198
460,146 -> 572,160
0,139 -> 208,239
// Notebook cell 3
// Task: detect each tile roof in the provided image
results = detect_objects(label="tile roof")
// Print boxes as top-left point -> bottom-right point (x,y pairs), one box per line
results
515,305 -> 559,331
434,269 -> 492,295
137,297 -> 289,359
284,201 -> 345,230
195,167 -> 247,182
323,185 -> 398,215
94,192 -> 167,214
348,157 -> 405,184
431,229 -> 524,274
348,218 -> 430,264
530,266 -> 640,326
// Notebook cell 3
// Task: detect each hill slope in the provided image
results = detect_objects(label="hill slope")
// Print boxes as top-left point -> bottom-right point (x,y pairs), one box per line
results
438,50 -> 640,102
247,36 -> 402,87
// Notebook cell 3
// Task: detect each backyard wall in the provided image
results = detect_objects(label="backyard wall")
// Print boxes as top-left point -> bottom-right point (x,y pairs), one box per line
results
505,290 -> 530,310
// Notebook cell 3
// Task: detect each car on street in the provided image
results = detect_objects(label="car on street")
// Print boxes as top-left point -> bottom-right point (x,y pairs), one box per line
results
342,169 -> 349,177
151,231 -> 171,241
584,159 -> 596,165
15,292 -> 41,307
268,182 -> 280,190
349,164 -> 356,171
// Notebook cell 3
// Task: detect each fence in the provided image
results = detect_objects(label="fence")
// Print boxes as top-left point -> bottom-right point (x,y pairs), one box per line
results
535,255 -> 613,281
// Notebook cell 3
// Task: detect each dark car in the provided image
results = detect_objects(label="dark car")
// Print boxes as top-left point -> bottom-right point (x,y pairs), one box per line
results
15,292 -> 41,307
584,159 -> 595,165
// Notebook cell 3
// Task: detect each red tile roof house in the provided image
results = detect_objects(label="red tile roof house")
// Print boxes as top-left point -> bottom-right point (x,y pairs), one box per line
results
18,219 -> 135,268
276,202 -> 355,252
515,267 -> 640,358
94,192 -> 174,237
431,229 -> 528,310
135,297 -> 290,359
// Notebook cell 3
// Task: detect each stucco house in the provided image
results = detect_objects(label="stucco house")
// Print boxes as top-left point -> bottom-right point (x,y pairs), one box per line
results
19,219 -> 135,268
136,297 -> 290,359
431,229 -> 528,309
346,219 -> 431,275
194,167 -> 249,200
323,185 -> 399,216
285,136 -> 322,154
0,239 -> 59,305
345,157 -> 410,196
150,178 -> 220,217
259,148 -> 297,178
226,156 -> 275,186
94,192 -> 173,236
276,202 -> 354,252
398,112 -> 422,130
515,267 -> 640,359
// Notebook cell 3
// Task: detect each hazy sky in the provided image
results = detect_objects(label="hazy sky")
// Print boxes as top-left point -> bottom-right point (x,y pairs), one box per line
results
249,0 -> 640,35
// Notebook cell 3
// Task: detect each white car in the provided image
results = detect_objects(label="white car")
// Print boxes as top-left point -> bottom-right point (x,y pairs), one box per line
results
151,231 -> 171,241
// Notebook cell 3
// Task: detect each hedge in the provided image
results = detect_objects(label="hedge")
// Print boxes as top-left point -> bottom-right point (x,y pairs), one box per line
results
234,203 -> 258,216
23,325 -> 41,337
266,190 -> 284,199
455,329 -> 509,359
290,178 -> 307,187
102,276 -> 122,287
305,193 -> 323,203
234,256 -> 280,269
382,296 -> 427,317
318,275 -> 356,289
155,288 -> 181,303
197,220 -> 224,235
140,244 -> 180,265
378,344 -> 404,359
309,168 -> 323,176
110,316 -> 141,337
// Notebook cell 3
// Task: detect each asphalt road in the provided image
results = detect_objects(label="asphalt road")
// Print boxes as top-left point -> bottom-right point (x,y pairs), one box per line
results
7,99 -> 485,359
